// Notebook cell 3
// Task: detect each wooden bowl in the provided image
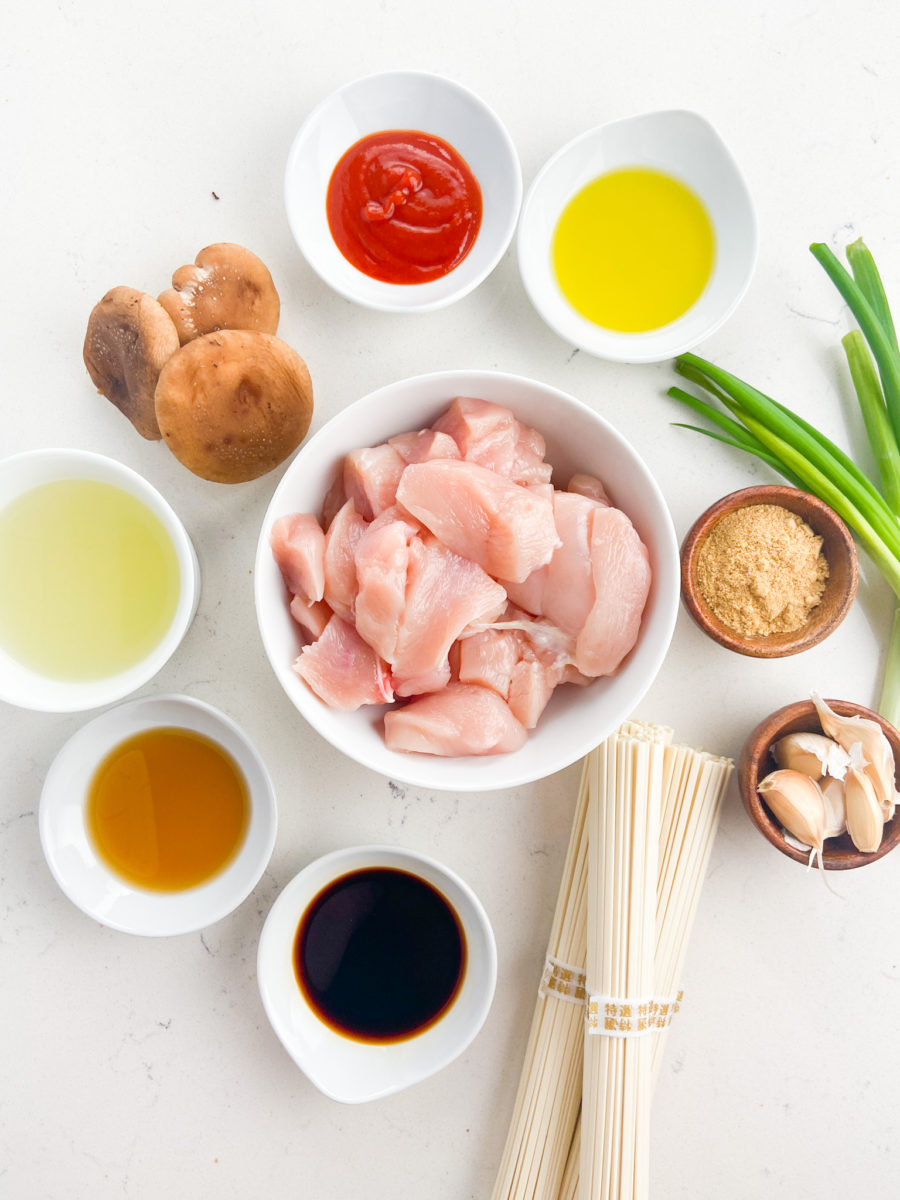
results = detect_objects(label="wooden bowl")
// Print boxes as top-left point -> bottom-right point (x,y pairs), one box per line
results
680,485 -> 858,657
739,698 -> 900,870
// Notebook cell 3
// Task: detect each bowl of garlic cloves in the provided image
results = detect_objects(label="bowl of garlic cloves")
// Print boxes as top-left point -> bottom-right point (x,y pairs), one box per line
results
739,694 -> 900,870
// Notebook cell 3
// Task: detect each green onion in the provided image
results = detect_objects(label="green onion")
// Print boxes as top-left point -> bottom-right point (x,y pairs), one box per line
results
842,330 -> 900,515
669,238 -> 900,727
846,238 -> 898,355
809,242 -> 900,446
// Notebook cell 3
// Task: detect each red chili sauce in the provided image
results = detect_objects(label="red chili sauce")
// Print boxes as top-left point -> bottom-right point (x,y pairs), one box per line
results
326,130 -> 482,285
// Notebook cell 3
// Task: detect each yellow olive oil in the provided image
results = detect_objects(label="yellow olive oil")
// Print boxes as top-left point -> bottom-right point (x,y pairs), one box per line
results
87,727 -> 249,891
0,479 -> 180,680
552,167 -> 715,332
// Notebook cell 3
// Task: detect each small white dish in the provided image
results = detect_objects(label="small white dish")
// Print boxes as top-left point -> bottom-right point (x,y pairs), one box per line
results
517,109 -> 758,363
0,448 -> 200,712
257,844 -> 496,1103
254,369 -> 679,792
39,694 -> 277,936
284,70 -> 522,313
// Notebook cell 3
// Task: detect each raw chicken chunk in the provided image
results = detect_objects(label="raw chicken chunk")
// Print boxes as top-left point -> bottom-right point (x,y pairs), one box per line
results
396,459 -> 560,583
457,623 -> 565,728
390,535 -> 507,696
384,683 -> 527,756
354,510 -> 421,663
321,471 -> 347,527
575,506 -> 651,677
352,507 -> 507,698
388,429 -> 460,464
433,396 -> 552,485
503,490 -> 598,636
322,500 -> 368,621
293,614 -> 393,710
508,660 -> 562,730
343,444 -> 406,520
568,473 -> 611,505
289,595 -> 332,641
504,492 -> 650,678
457,628 -> 519,698
270,513 -> 325,602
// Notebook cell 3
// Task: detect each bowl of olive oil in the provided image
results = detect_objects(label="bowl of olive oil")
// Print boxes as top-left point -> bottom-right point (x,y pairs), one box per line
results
517,109 -> 757,363
0,448 -> 199,711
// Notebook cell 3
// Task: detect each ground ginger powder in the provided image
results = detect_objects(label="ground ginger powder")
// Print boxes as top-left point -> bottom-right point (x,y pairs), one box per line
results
696,503 -> 829,636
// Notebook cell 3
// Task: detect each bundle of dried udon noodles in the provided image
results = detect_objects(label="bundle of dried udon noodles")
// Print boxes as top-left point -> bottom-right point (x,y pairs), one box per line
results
490,722 -> 732,1200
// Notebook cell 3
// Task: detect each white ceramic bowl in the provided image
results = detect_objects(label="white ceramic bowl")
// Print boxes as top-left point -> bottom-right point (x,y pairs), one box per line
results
257,844 -> 496,1103
517,109 -> 758,363
0,448 -> 200,712
254,369 -> 679,791
39,694 -> 277,936
284,71 -> 522,313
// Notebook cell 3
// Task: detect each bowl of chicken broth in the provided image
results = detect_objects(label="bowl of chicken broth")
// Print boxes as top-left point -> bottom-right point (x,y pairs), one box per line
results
0,448 -> 199,712
254,369 -> 679,790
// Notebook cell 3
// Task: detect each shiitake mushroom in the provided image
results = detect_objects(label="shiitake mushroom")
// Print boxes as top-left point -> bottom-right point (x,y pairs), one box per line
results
154,330 -> 313,483
83,287 -> 179,440
158,243 -> 280,345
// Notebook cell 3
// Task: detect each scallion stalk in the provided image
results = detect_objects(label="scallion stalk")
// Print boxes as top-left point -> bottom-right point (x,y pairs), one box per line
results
846,238 -> 898,355
842,330 -> 900,515
810,242 -> 900,446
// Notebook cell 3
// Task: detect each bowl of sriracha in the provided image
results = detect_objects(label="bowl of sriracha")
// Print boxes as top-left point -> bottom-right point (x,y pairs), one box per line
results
284,71 -> 522,313
254,369 -> 680,791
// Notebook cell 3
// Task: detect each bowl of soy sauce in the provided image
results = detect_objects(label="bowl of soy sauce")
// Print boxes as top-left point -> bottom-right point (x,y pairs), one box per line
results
257,844 -> 497,1103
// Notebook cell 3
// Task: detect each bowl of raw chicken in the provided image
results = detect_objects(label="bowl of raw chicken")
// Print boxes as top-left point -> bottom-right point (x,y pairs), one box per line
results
255,369 -> 680,790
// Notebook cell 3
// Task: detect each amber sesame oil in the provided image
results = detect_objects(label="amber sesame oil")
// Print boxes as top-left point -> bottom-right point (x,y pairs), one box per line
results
552,167 -> 715,332
0,479 -> 180,680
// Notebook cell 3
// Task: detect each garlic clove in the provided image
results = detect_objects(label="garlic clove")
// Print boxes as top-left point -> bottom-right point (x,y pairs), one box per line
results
843,766 -> 885,853
772,731 -> 851,781
757,769 -> 827,851
847,740 -> 867,771
810,692 -> 898,820
819,775 -> 847,839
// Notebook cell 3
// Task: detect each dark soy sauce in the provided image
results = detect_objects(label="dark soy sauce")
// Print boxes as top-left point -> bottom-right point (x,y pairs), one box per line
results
294,867 -> 466,1043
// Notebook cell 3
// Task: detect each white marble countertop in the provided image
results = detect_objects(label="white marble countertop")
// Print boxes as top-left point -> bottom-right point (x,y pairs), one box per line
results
3,2 -> 900,1196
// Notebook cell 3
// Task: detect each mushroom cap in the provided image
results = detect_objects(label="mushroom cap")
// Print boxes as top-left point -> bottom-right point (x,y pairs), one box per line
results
158,243 -> 281,345
154,330 -> 313,484
83,286 -> 179,439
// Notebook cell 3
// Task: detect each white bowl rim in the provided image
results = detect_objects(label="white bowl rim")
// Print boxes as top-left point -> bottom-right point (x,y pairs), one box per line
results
38,692 -> 278,936
257,842 -> 497,1103
0,447 -> 200,712
517,107 -> 758,363
254,367 -> 680,791
283,69 -> 523,314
